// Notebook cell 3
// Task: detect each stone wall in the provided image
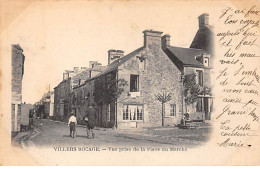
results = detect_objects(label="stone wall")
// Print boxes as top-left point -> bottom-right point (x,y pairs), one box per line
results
116,43 -> 183,128
11,44 -> 25,133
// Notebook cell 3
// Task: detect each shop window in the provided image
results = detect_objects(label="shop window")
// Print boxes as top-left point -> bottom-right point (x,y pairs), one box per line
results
123,105 -> 143,121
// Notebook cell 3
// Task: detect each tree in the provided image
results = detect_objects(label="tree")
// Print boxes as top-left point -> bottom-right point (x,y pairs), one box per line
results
155,89 -> 172,126
183,73 -> 200,114
199,86 -> 212,96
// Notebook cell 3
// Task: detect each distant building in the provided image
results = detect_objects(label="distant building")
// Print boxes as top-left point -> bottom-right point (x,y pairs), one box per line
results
33,91 -> 54,119
42,91 -> 54,118
53,62 -> 106,121
11,44 -> 25,137
21,103 -> 34,128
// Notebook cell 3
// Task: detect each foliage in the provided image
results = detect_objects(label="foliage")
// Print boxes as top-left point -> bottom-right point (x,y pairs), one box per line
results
183,73 -> 200,105
199,86 -> 212,95
155,90 -> 172,126
155,91 -> 172,103
93,74 -> 128,105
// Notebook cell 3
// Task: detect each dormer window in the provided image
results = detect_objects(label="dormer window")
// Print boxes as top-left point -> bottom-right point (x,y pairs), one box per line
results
204,57 -> 209,67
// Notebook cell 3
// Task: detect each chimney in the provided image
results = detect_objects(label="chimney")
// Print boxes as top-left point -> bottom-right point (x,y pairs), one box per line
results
63,72 -> 69,80
89,61 -> 97,68
81,67 -> 87,70
73,67 -> 79,73
143,29 -> 163,49
161,34 -> 171,50
108,50 -> 124,65
198,13 -> 209,29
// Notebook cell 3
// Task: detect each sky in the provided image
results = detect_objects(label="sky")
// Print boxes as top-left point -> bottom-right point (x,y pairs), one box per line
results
2,0 -> 221,104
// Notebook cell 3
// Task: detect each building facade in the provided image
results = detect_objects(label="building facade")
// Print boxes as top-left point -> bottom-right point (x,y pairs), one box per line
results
21,103 -> 34,128
11,44 -> 25,136
55,13 -> 214,128
162,13 -> 214,121
53,63 -> 105,121
34,91 -> 54,119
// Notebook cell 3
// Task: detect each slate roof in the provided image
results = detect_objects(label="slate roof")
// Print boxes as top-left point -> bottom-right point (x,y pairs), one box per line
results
12,44 -> 23,51
94,47 -> 144,78
190,25 -> 214,55
165,46 -> 205,68
73,46 -> 144,89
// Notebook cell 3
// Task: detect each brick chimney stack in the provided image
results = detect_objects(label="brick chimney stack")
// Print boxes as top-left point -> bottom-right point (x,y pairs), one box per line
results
143,30 -> 163,49
73,67 -> 80,73
161,34 -> 171,50
198,13 -> 209,29
108,50 -> 124,65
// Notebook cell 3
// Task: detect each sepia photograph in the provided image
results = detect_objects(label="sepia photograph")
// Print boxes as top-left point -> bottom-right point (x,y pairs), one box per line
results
1,0 -> 260,166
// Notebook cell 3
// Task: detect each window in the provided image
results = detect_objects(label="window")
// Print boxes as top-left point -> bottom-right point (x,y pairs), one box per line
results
196,70 -> 203,86
106,74 -> 111,81
130,75 -> 139,92
11,104 -> 15,114
165,104 -> 176,117
139,59 -> 145,71
107,74 -> 112,90
123,105 -> 129,120
107,104 -> 110,122
123,105 -> 143,121
204,57 -> 209,67
197,97 -> 203,112
18,104 -> 21,115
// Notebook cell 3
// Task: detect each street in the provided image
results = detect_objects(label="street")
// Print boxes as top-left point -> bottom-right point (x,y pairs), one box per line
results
17,119 -> 211,148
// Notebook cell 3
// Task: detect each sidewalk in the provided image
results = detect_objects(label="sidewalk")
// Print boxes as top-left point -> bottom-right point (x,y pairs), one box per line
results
12,128 -> 35,147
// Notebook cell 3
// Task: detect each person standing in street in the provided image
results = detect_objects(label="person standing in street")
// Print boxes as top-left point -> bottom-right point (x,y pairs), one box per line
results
68,112 -> 77,138
84,103 -> 97,139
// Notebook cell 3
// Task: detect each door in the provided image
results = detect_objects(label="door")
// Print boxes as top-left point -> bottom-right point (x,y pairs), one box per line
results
204,97 -> 209,120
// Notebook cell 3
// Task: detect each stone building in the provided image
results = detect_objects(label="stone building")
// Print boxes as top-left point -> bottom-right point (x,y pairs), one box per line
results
33,91 -> 54,119
54,13 -> 214,128
190,13 -> 215,64
53,62 -> 105,121
21,103 -> 34,128
11,44 -> 25,136
73,29 -> 184,128
42,91 -> 54,118
71,14 -> 214,128
163,13 -> 214,120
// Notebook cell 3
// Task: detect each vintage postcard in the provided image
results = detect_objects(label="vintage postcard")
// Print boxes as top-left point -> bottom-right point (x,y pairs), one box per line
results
0,0 -> 259,166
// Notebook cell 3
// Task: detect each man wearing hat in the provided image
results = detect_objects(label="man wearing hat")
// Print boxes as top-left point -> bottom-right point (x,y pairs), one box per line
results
84,103 -> 97,139
68,112 -> 77,138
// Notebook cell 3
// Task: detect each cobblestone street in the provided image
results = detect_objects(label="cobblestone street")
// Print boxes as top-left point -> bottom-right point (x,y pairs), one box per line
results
14,119 -> 211,148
